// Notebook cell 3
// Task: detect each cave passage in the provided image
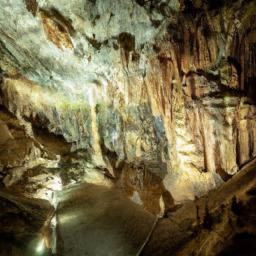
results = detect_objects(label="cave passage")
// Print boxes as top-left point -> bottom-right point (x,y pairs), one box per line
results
54,184 -> 157,256
0,0 -> 256,255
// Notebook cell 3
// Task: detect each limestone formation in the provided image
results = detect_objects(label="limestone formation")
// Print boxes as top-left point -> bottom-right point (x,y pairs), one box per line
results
0,0 -> 255,255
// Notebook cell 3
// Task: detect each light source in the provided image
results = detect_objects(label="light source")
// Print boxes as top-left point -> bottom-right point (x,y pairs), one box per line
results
36,238 -> 45,254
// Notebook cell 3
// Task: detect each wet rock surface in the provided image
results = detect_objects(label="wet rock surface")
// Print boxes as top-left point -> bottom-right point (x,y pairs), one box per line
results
0,189 -> 54,256
56,184 -> 157,256
1,156 -> 255,255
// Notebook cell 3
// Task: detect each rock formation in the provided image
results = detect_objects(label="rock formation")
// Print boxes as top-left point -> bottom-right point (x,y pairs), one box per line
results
0,0 -> 255,255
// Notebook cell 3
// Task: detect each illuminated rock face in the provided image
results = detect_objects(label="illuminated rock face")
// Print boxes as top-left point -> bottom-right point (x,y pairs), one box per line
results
0,0 -> 256,207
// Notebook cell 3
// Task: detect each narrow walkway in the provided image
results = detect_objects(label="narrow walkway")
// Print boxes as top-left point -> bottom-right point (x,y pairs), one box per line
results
55,184 -> 157,256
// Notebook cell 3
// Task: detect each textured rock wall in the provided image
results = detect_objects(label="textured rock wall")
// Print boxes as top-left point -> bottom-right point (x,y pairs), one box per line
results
0,189 -> 54,255
0,0 -> 256,206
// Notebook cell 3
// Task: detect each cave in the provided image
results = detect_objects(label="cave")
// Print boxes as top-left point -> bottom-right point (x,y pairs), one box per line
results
0,0 -> 256,255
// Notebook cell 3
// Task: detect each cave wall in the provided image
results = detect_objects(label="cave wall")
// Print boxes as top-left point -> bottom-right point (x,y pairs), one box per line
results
0,0 -> 256,203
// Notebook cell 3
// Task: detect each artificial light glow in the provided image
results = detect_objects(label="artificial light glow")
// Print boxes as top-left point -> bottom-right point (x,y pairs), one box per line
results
51,215 -> 57,254
36,239 -> 45,254
50,178 -> 62,191
59,212 -> 81,224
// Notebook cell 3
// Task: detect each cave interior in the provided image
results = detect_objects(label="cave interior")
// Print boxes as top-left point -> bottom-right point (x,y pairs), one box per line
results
0,0 -> 256,255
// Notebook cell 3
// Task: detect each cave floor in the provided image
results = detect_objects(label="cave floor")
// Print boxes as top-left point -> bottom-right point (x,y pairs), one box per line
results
0,159 -> 256,256
54,158 -> 256,256
55,184 -> 157,256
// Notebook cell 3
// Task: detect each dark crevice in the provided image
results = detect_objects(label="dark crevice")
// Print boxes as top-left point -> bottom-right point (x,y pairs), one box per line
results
24,0 -> 38,16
